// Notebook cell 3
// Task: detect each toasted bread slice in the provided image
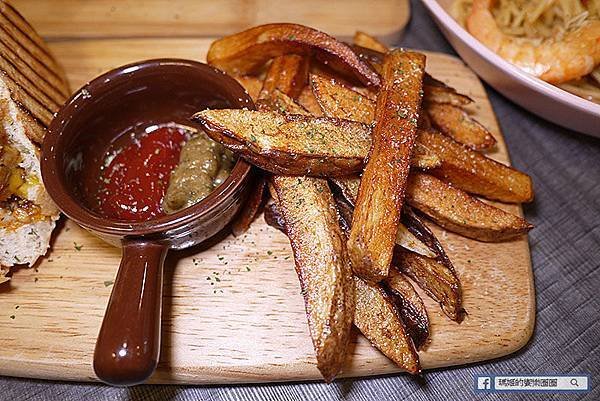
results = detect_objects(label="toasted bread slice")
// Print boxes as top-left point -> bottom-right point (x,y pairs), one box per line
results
0,4 -> 68,274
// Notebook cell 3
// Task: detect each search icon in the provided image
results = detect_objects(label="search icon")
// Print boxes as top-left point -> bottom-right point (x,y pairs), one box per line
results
570,378 -> 579,387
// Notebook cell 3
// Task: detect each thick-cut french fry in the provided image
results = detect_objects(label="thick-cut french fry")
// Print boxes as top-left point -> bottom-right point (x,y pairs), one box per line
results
311,76 -> 530,201
272,176 -> 354,382
401,207 -> 465,322
384,268 -> 430,349
257,55 -> 309,103
261,60 -> 353,382
265,198 -> 422,373
234,75 -> 262,102
234,56 -> 311,237
418,130 -> 534,203
207,23 -> 380,87
406,173 -> 533,241
311,74 -> 375,124
297,86 -> 324,115
423,75 -> 474,106
196,109 -> 533,202
352,44 -> 474,106
263,199 -> 286,229
354,276 -> 421,373
348,50 -> 425,283
426,103 -> 496,150
258,89 -> 310,116
194,109 -> 371,176
231,175 -> 266,237
353,31 -> 389,53
309,74 -> 437,169
331,177 -> 436,258
312,73 -> 489,150
394,249 -> 464,322
334,182 -> 464,322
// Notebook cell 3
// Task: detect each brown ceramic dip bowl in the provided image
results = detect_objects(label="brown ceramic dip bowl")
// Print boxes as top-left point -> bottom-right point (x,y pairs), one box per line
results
41,59 -> 254,386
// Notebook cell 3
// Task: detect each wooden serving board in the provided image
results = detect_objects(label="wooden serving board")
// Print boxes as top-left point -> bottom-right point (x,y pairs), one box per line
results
0,43 -> 534,384
0,0 -> 533,384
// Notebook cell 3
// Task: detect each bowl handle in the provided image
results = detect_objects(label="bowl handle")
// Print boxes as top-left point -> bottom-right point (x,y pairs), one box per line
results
93,239 -> 168,386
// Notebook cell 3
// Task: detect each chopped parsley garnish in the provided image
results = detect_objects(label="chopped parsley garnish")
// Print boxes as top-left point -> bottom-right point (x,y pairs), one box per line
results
73,242 -> 83,251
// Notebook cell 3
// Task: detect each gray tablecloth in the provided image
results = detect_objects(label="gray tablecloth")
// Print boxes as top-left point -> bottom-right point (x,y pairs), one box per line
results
2,1 -> 599,400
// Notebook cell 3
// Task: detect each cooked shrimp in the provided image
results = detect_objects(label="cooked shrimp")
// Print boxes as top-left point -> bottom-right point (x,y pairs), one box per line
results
467,0 -> 600,83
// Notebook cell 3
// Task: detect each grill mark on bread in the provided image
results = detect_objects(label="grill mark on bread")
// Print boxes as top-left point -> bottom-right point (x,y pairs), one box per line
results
0,14 -> 65,85
0,34 -> 68,97
1,72 -> 54,126
0,3 -> 53,59
0,55 -> 63,110
0,41 -> 68,102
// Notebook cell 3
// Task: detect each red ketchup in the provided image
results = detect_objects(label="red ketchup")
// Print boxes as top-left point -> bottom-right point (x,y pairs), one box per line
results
96,126 -> 188,221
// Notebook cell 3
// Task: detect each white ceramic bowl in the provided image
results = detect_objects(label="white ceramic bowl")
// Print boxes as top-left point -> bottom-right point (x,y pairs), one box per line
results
422,0 -> 600,138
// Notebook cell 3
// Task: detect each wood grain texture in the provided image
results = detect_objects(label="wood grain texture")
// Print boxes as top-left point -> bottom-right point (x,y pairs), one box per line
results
9,0 -> 410,41
0,39 -> 534,384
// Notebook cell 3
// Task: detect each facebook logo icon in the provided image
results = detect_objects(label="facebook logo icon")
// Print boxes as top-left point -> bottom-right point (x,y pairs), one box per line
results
477,377 -> 492,390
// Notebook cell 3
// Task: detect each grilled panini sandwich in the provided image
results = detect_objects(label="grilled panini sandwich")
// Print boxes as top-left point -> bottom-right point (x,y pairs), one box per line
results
0,2 -> 69,278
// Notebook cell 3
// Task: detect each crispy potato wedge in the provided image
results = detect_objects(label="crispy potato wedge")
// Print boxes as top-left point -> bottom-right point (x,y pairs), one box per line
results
207,23 -> 380,87
266,197 -> 421,373
272,176 -> 354,382
335,186 -> 463,323
418,129 -> 534,203
348,50 -> 425,283
260,65 -> 353,381
195,108 -> 438,174
234,75 -> 262,102
352,44 -> 473,106
384,268 -> 430,349
422,74 -> 474,106
426,103 -> 496,150
407,173 -> 533,241
353,31 -> 389,53
400,207 -> 465,322
258,54 -> 309,103
394,249 -> 464,322
354,276 -> 421,373
335,194 -> 430,350
311,73 -> 486,151
194,109 -> 532,202
258,89 -> 310,116
298,86 -> 324,116
194,109 -> 371,176
231,175 -> 266,237
311,74 -> 375,124
263,198 -> 286,229
309,74 -> 438,169
331,177 -> 436,259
